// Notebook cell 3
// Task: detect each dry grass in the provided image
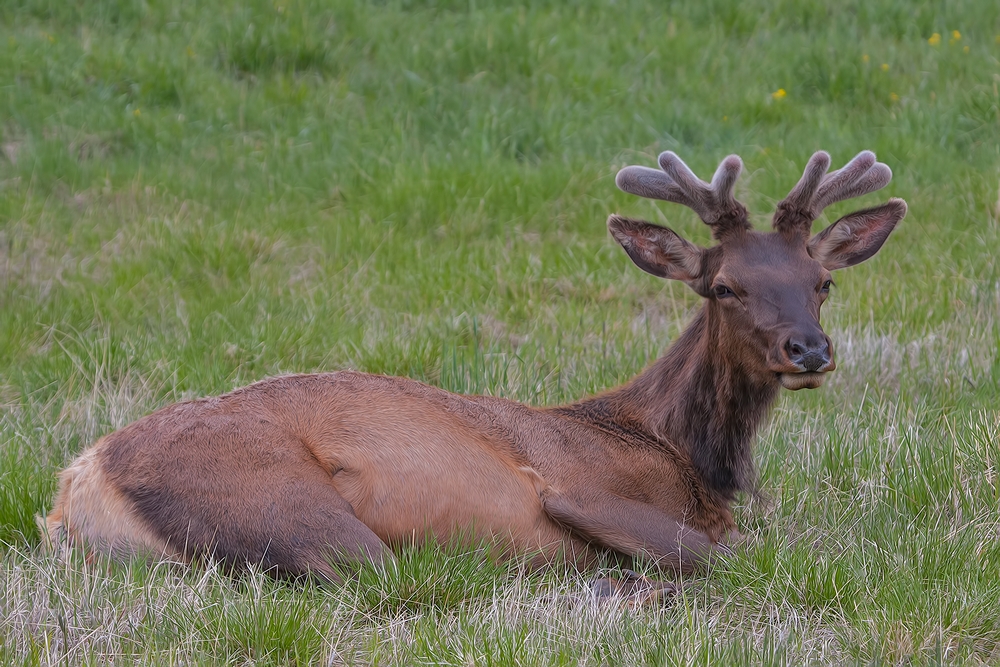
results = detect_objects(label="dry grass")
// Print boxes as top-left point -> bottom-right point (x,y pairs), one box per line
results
3,305 -> 999,664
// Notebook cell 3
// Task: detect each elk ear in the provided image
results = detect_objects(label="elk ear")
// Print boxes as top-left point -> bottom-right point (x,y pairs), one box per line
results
808,199 -> 907,270
608,214 -> 705,286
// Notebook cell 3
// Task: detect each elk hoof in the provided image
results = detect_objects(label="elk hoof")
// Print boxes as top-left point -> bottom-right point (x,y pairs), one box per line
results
590,570 -> 680,608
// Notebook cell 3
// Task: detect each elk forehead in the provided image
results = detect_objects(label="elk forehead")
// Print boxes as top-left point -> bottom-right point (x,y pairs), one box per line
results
713,230 -> 830,301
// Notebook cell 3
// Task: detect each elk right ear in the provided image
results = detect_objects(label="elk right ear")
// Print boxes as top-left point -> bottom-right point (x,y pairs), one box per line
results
608,215 -> 705,287
808,199 -> 907,270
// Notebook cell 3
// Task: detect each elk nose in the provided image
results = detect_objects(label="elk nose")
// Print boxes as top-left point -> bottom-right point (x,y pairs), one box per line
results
784,336 -> 831,372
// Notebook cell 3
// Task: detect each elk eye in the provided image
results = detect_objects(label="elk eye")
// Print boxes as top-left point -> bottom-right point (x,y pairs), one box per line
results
713,284 -> 735,299
820,279 -> 834,293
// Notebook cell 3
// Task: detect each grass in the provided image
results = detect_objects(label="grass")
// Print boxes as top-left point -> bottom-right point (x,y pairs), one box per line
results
1,0 -> 999,663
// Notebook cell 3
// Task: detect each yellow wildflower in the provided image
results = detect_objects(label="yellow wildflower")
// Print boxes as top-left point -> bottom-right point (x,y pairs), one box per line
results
963,45 -> 970,53
862,54 -> 870,62
952,30 -> 961,40
928,33 -> 941,46
881,63 -> 889,72
133,108 -> 141,117
889,92 -> 900,102
772,88 -> 787,100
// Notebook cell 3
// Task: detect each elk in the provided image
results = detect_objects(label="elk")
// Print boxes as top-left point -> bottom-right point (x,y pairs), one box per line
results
44,149 -> 906,600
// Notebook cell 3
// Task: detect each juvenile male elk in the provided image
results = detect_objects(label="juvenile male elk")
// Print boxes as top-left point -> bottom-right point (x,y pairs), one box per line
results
45,150 -> 906,596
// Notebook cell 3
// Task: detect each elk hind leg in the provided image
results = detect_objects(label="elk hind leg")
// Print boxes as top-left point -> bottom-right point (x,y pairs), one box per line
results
174,469 -> 394,583
264,487 -> 394,583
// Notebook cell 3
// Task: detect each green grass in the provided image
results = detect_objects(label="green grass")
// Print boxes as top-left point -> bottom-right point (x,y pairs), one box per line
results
2,0 -> 1000,663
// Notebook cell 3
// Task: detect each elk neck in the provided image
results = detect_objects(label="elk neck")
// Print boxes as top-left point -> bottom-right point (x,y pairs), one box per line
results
555,302 -> 781,501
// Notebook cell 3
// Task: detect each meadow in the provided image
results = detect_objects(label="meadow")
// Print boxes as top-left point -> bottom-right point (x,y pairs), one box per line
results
1,0 -> 999,663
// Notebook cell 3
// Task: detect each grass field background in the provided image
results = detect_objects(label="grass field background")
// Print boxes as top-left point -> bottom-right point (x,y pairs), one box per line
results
2,0 -> 999,664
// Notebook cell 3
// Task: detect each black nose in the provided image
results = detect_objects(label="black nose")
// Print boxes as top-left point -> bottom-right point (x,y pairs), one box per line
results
784,336 -> 831,372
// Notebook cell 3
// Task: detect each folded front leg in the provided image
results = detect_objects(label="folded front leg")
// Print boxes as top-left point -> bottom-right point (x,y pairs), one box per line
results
541,487 -> 727,574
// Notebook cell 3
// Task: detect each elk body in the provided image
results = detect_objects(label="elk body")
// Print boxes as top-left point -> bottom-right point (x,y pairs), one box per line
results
45,150 -> 906,586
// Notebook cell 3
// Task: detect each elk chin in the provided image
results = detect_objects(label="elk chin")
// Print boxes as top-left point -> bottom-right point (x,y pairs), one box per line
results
778,372 -> 827,391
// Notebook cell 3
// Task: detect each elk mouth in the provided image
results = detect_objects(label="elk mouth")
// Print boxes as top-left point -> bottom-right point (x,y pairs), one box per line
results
777,371 -> 827,390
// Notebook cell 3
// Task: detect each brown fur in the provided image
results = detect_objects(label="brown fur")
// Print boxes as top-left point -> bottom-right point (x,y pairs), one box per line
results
45,150 -> 907,580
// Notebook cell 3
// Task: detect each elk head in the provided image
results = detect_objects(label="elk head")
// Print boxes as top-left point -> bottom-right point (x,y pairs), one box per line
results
610,150 -> 907,390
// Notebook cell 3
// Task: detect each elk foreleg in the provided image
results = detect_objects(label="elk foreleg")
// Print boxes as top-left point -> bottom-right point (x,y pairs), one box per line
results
541,488 -> 725,575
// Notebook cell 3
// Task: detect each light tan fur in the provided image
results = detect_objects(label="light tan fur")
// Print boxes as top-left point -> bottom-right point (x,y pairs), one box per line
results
44,441 -> 177,561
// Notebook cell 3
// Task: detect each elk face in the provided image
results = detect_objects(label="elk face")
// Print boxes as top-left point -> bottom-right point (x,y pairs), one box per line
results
610,149 -> 907,391
708,231 -> 836,390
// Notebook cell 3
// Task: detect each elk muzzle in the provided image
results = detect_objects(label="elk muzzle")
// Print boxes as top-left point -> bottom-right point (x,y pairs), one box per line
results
773,332 -> 836,390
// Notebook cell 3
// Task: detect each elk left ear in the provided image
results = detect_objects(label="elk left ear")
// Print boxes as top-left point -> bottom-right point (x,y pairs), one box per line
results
608,214 -> 705,286
808,198 -> 907,270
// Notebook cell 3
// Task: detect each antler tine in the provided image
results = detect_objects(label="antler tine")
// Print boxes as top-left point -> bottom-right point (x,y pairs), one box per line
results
773,150 -> 893,236
710,155 -> 744,208
814,151 -> 892,211
779,151 -> 831,213
615,166 -> 695,207
615,152 -> 748,238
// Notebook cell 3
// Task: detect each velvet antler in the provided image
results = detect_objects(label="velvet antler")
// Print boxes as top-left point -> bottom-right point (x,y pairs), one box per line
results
772,151 -> 893,237
615,152 -> 750,239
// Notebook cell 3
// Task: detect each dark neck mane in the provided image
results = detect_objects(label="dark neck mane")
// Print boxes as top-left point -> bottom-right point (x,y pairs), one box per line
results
556,305 -> 780,501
